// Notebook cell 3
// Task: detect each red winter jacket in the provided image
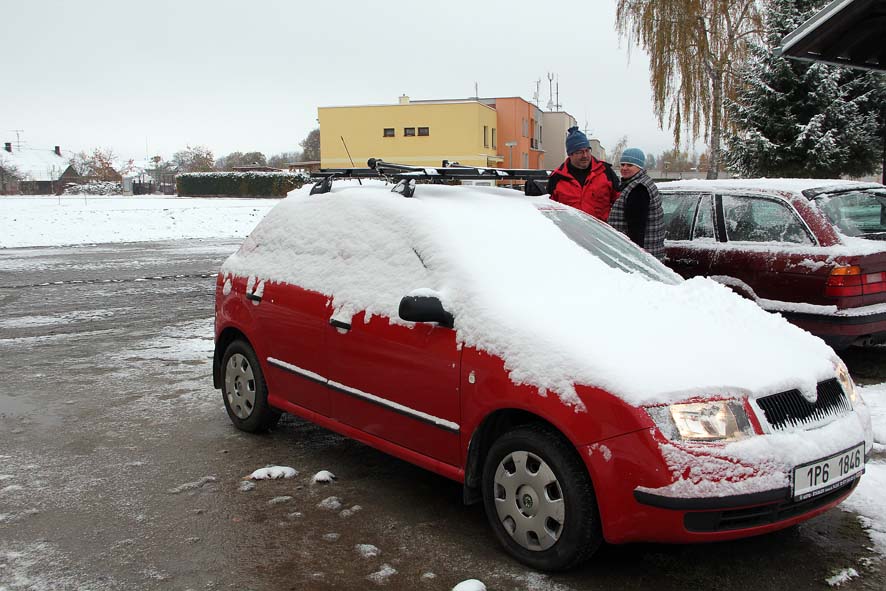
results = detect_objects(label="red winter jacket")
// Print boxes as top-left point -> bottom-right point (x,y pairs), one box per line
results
547,158 -> 619,221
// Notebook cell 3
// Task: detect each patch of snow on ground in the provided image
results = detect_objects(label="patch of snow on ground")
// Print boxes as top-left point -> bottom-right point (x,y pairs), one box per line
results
826,568 -> 859,587
366,563 -> 397,585
355,544 -> 380,558
0,196 -> 279,248
167,476 -> 216,494
452,579 -> 486,591
248,466 -> 297,480
318,496 -> 342,511
312,470 -> 336,483
842,384 -> 886,556
0,308 -> 127,329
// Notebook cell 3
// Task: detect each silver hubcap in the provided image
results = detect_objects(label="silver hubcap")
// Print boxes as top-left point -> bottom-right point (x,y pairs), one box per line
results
224,353 -> 256,420
493,450 -> 565,551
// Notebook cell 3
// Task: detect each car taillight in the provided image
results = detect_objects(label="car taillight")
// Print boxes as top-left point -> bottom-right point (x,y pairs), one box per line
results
825,266 -> 886,297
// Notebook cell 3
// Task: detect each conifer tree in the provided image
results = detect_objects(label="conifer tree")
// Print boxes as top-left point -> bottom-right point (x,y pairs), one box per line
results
726,0 -> 886,178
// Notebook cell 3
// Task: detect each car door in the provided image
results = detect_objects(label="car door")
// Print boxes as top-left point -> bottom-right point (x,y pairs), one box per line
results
326,308 -> 461,467
709,193 -> 817,302
661,192 -> 719,280
249,279 -> 332,417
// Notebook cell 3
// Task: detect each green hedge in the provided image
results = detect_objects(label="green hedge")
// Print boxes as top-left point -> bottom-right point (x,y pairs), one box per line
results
176,171 -> 308,197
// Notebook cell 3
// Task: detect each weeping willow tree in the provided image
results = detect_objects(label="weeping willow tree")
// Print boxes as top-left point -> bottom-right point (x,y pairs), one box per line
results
616,0 -> 765,178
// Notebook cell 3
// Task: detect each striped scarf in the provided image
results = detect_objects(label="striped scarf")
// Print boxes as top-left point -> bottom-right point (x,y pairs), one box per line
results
608,169 -> 665,260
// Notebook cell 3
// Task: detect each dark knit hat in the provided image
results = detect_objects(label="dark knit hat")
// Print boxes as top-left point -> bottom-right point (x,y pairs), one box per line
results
565,126 -> 590,155
620,147 -> 646,167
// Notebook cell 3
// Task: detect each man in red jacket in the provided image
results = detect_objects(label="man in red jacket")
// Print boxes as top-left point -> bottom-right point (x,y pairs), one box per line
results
547,126 -> 619,221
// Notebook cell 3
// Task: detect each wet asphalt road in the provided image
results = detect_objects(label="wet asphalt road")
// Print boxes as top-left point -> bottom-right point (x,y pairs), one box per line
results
0,239 -> 884,591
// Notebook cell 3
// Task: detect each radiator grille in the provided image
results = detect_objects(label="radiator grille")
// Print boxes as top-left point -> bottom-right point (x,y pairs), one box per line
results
756,379 -> 851,431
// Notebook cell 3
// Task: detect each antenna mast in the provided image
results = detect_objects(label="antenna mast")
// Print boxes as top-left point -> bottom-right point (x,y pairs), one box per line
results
9,129 -> 24,150
546,73 -> 554,111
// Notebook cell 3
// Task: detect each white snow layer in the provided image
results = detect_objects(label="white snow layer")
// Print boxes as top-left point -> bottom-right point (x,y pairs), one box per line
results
452,580 -> 487,591
842,384 -> 886,556
312,470 -> 336,484
0,195 -> 278,248
247,466 -> 297,480
221,183 -> 838,409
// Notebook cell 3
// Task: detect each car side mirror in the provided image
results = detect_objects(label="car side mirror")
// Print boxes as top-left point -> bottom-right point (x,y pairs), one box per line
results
398,296 -> 454,328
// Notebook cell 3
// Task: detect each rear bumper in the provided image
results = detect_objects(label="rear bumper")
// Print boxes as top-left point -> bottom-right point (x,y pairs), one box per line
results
582,429 -> 861,544
776,308 -> 886,349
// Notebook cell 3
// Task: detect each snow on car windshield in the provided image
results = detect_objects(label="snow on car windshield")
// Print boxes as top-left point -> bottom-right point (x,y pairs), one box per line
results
816,189 -> 886,240
539,206 -> 679,284
222,183 -> 836,409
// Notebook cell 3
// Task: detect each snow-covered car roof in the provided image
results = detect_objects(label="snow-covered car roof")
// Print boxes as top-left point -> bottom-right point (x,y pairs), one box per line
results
221,182 -> 838,409
658,178 -> 884,197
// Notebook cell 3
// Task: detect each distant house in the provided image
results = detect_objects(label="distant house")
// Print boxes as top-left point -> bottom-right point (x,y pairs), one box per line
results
287,160 -> 321,173
1,143 -> 78,194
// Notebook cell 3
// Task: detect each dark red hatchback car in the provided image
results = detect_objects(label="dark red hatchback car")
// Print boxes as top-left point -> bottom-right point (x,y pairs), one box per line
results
659,179 -> 886,349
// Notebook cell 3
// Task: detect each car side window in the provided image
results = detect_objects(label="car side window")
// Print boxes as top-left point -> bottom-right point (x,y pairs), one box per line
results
721,195 -> 812,244
661,193 -> 699,241
693,195 -> 716,241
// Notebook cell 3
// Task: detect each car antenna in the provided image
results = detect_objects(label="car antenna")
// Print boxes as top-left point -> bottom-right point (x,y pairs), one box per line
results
340,136 -> 362,186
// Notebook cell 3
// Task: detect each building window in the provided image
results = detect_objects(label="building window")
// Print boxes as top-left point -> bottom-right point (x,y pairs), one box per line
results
383,128 -> 395,137
483,126 -> 489,148
404,127 -> 416,136
522,118 -> 528,137
523,153 -> 528,168
418,127 -> 429,136
491,128 -> 496,149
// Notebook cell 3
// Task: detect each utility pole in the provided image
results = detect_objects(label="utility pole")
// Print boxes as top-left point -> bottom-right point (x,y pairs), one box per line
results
9,130 -> 24,149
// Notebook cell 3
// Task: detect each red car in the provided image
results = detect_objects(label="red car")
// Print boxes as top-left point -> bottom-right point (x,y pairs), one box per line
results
214,181 -> 873,570
659,179 -> 886,349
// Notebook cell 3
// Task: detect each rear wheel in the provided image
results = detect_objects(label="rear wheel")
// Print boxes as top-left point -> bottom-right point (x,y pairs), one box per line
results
481,424 -> 602,571
221,340 -> 280,433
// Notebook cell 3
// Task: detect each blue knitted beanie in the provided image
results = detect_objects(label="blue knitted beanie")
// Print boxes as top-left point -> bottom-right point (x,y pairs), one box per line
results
620,147 -> 646,167
565,126 -> 590,155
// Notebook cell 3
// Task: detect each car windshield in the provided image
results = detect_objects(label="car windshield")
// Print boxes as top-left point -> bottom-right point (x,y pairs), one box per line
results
539,206 -> 681,284
815,189 -> 886,240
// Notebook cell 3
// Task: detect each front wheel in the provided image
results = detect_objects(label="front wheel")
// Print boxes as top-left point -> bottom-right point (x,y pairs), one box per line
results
481,424 -> 602,571
220,340 -> 280,433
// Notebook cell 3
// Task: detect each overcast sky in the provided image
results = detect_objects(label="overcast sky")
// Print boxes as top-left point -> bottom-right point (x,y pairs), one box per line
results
1,0 -> 684,164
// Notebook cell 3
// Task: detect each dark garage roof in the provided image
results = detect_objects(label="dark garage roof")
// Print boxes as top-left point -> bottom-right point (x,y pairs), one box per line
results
778,0 -> 886,71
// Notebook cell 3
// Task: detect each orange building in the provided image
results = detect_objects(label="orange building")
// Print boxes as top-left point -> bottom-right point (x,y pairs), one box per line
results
481,97 -> 546,170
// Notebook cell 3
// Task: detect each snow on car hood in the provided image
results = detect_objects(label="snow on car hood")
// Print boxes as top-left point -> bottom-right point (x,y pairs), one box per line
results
221,183 -> 837,409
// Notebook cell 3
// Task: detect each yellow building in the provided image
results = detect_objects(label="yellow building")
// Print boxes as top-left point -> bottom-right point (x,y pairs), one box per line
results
318,95 -> 503,169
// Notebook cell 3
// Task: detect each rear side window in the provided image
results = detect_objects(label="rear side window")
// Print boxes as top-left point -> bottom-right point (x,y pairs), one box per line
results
722,195 -> 812,244
661,193 -> 700,241
816,189 -> 886,239
694,195 -> 716,241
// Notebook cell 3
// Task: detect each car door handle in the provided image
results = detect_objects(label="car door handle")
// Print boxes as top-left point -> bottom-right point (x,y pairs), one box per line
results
245,292 -> 262,302
329,318 -> 351,331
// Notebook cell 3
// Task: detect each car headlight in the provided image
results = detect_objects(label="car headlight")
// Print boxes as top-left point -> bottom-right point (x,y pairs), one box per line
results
835,360 -> 862,407
647,401 -> 754,442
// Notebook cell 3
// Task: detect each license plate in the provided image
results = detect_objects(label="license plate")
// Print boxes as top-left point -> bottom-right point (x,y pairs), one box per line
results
792,443 -> 865,501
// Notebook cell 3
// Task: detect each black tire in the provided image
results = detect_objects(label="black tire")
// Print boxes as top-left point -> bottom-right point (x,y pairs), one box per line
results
220,340 -> 280,433
481,424 -> 602,571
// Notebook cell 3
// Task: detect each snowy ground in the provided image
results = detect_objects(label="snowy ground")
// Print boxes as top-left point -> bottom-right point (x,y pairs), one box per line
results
0,195 -> 279,248
2,195 -> 885,590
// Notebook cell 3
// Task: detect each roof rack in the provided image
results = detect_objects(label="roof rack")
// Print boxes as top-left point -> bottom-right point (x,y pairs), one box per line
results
309,158 -> 551,197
